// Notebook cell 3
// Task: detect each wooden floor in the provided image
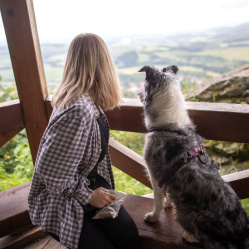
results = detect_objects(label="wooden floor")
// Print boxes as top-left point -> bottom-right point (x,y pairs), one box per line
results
22,236 -> 66,249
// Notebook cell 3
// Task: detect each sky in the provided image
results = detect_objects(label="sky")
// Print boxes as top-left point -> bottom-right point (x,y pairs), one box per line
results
0,0 -> 249,44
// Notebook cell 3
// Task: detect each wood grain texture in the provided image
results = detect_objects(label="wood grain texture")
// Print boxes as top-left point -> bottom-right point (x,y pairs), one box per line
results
124,195 -> 200,249
0,0 -> 49,162
104,98 -> 249,143
0,100 -> 24,133
0,127 -> 24,148
222,169 -> 249,199
0,183 -> 31,238
45,97 -> 249,143
0,100 -> 24,147
0,226 -> 46,249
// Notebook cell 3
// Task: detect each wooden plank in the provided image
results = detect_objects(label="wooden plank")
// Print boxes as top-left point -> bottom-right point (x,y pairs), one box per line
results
186,102 -> 249,143
0,226 -> 46,249
0,127 -> 24,148
104,99 -> 249,143
0,100 -> 24,133
43,237 -> 66,249
105,98 -> 146,133
109,138 -> 152,189
23,236 -> 51,249
0,100 -> 24,147
124,195 -> 200,249
45,95 -> 53,119
0,0 -> 49,162
45,97 -> 249,143
0,183 -> 31,238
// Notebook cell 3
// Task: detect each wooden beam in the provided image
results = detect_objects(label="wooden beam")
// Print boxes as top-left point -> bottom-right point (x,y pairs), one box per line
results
0,100 -> 24,133
109,138 -> 152,189
186,102 -> 249,143
45,95 -> 53,119
104,99 -> 249,143
0,183 -> 31,238
0,100 -> 24,147
45,97 -> 249,143
0,127 -> 24,148
222,169 -> 249,200
105,98 -> 146,133
0,0 -> 49,162
0,226 -> 47,249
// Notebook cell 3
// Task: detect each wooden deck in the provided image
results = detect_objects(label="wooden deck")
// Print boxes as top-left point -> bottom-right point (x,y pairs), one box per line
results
22,236 -> 65,249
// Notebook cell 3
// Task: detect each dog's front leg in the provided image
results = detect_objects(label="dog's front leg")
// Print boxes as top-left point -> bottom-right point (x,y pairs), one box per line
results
144,177 -> 164,223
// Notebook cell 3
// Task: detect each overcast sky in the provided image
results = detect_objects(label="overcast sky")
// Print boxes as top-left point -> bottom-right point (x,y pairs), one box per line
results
0,0 -> 249,44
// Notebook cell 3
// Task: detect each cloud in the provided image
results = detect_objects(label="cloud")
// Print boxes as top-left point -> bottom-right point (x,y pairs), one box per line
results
1,0 -> 249,43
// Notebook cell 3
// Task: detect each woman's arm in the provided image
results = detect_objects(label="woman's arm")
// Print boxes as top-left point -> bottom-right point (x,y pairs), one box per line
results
35,117 -> 93,205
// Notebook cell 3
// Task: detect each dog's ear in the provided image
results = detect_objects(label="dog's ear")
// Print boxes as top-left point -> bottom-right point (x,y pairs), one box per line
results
162,65 -> 178,74
138,66 -> 153,73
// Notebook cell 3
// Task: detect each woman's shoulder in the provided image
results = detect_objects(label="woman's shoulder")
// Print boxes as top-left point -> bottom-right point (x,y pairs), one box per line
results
51,93 -> 98,122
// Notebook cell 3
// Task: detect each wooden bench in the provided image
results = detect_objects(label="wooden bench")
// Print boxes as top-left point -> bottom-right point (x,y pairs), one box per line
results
0,182 -> 200,249
2,175 -> 249,249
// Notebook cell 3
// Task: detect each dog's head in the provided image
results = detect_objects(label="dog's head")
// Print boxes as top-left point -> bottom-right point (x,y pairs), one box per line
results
138,65 -> 187,128
138,65 -> 179,104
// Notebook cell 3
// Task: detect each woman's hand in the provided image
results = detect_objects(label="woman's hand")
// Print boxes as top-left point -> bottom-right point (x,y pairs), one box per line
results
89,187 -> 116,208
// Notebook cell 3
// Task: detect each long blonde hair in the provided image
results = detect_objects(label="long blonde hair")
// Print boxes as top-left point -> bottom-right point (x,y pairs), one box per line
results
51,33 -> 122,110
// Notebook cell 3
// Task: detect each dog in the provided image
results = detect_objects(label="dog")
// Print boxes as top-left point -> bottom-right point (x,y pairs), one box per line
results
138,65 -> 249,249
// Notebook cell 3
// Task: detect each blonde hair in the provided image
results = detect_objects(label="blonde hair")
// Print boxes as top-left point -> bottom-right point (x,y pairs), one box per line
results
51,33 -> 122,110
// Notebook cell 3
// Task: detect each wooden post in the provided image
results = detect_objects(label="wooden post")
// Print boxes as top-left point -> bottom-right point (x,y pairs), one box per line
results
0,0 -> 49,162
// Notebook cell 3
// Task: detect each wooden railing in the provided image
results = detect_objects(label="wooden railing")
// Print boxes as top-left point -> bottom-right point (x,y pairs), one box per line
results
1,98 -> 249,200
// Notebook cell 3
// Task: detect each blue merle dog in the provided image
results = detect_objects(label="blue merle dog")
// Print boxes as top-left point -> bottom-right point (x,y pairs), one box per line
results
138,65 -> 249,249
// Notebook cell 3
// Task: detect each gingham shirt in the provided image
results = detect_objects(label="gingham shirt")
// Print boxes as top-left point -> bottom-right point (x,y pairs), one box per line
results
28,93 -> 115,249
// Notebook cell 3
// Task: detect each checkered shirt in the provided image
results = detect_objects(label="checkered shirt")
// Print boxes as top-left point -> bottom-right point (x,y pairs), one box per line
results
28,93 -> 115,249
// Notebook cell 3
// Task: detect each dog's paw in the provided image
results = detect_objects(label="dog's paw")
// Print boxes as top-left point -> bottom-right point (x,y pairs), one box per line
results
163,198 -> 173,209
144,212 -> 158,223
182,230 -> 199,243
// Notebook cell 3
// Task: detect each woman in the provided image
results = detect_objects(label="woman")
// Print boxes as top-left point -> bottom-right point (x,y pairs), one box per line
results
28,33 -> 139,249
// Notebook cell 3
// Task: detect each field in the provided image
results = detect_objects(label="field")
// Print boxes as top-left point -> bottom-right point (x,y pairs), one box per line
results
1,23 -> 249,97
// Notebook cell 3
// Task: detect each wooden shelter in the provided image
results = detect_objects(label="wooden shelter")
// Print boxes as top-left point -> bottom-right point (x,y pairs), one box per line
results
0,0 -> 249,248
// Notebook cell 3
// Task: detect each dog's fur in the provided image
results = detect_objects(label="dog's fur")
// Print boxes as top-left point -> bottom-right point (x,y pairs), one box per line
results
138,65 -> 249,249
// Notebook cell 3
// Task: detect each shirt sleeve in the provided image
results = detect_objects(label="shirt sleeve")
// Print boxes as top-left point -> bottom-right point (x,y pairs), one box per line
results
35,116 -> 92,205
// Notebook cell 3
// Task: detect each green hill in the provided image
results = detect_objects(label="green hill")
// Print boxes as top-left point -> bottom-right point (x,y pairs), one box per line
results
1,22 -> 249,96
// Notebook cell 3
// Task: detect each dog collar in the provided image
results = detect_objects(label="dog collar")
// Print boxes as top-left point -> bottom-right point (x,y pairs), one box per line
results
158,144 -> 208,188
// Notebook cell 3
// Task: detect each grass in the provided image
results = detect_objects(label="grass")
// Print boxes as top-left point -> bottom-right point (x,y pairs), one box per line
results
197,47 -> 249,62
112,166 -> 152,196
